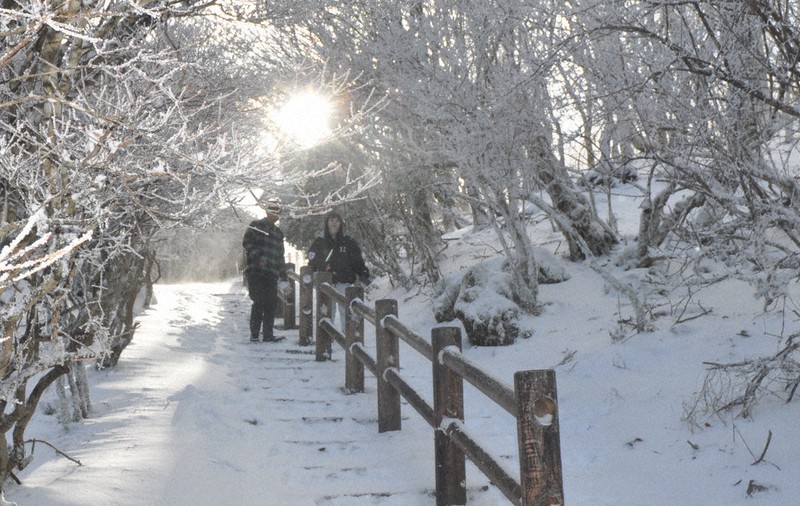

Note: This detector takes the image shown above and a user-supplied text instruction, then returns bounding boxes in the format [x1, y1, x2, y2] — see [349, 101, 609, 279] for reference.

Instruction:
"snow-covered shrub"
[434, 251, 568, 346]
[455, 259, 523, 345]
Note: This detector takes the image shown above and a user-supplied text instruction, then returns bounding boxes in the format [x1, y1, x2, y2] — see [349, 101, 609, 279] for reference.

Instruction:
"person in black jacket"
[307, 210, 370, 328]
[242, 203, 286, 342]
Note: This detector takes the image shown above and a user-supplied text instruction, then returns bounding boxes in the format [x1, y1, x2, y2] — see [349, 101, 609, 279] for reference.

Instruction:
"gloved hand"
[360, 276, 372, 287]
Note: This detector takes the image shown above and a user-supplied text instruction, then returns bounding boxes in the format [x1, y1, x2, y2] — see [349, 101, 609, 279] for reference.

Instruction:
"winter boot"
[249, 320, 261, 342]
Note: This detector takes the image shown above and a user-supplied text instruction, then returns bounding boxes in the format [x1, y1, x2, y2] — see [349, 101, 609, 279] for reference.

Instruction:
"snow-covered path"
[12, 280, 506, 506]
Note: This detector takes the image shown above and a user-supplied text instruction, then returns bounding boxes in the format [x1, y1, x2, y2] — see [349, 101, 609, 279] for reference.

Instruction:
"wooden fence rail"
[277, 267, 564, 506]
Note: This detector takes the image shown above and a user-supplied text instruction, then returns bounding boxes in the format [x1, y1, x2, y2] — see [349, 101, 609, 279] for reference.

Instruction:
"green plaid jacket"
[242, 218, 285, 278]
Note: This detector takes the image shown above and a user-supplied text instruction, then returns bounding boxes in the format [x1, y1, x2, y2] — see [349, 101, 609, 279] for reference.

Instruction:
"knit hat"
[265, 201, 282, 214]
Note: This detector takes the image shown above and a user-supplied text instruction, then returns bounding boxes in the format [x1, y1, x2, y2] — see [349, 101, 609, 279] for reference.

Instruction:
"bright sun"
[274, 92, 333, 148]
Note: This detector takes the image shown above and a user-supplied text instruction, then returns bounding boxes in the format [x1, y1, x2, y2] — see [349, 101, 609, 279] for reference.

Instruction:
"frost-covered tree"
[546, 1, 800, 408]
[566, 2, 800, 296]
[0, 0, 298, 490]
[264, 0, 617, 305]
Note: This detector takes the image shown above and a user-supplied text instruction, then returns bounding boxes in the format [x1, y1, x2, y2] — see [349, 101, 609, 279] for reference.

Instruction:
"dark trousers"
[247, 272, 278, 339]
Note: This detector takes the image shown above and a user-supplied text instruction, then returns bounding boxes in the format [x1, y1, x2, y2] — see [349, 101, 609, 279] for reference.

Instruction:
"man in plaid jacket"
[242, 203, 286, 342]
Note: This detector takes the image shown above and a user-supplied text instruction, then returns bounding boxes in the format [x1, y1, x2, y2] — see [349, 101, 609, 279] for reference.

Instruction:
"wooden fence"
[278, 265, 565, 506]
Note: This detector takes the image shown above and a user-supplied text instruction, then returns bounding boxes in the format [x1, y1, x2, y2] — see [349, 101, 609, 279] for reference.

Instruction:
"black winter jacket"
[307, 214, 369, 284]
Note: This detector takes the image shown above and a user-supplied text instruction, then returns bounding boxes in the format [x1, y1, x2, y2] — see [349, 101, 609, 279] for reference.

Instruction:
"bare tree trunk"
[505, 214, 539, 312]
[532, 136, 617, 259]
[75, 364, 91, 419]
[64, 367, 91, 421]
[404, 189, 442, 283]
[466, 184, 490, 231]
[0, 365, 68, 493]
[56, 375, 70, 423]
[0, 400, 8, 492]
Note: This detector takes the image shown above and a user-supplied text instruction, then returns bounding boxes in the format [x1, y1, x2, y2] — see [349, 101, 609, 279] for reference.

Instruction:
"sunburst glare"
[273, 92, 333, 148]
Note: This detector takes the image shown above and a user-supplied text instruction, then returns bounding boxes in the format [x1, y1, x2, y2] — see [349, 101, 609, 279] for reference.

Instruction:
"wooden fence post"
[375, 299, 400, 432]
[282, 263, 296, 330]
[432, 327, 466, 506]
[515, 370, 564, 506]
[298, 265, 313, 346]
[344, 285, 364, 393]
[314, 271, 333, 361]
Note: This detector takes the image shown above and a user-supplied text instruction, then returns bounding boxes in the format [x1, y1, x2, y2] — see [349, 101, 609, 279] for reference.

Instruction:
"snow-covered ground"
[7, 280, 511, 505]
[7, 187, 800, 505]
